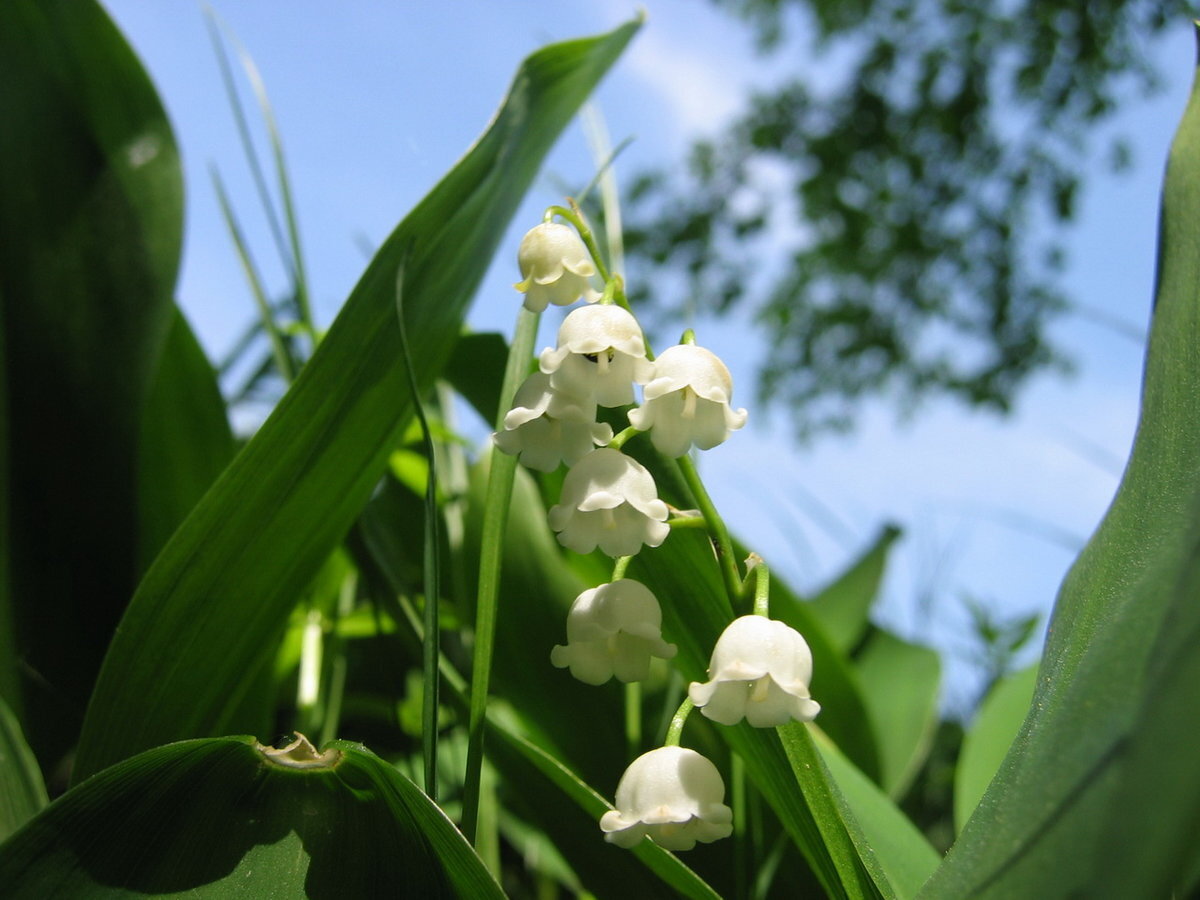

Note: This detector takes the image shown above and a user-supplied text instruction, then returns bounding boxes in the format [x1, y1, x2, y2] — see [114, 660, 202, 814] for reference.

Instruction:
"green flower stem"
[461, 307, 540, 844]
[611, 274, 640, 323]
[752, 561, 771, 618]
[676, 454, 742, 607]
[664, 697, 695, 747]
[732, 753, 748, 899]
[612, 555, 633, 581]
[396, 260, 442, 802]
[608, 425, 640, 451]
[667, 515, 708, 530]
[681, 328, 696, 345]
[544, 202, 611, 283]
[625, 680, 642, 759]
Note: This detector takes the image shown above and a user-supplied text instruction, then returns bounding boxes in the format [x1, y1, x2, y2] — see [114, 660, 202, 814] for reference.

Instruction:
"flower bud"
[513, 222, 600, 312]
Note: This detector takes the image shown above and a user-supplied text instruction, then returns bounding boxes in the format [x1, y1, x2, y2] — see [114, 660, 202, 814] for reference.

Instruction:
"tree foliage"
[623, 0, 1189, 434]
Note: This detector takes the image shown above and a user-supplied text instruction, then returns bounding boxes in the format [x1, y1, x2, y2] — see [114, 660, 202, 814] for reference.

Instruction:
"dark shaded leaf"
[0, 696, 47, 843]
[0, 0, 182, 767]
[808, 524, 901, 653]
[136, 307, 235, 571]
[0, 735, 502, 898]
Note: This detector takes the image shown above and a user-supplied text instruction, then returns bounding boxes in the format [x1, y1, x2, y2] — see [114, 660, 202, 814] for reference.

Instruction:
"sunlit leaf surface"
[74, 16, 641, 781]
[921, 27, 1200, 899]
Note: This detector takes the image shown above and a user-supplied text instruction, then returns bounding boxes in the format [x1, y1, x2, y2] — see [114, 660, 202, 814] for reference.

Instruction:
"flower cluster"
[493, 212, 817, 854]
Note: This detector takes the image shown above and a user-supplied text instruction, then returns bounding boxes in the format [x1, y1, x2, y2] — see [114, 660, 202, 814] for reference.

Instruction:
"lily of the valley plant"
[494, 207, 812, 850]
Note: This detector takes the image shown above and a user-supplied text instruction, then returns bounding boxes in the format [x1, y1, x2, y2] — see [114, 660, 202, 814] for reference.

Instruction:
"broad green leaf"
[75, 17, 642, 781]
[0, 276, 15, 720]
[952, 663, 1036, 832]
[808, 524, 901, 653]
[136, 307, 235, 571]
[0, 0, 181, 768]
[1089, 544, 1200, 895]
[0, 697, 47, 843]
[921, 29, 1200, 898]
[445, 331, 512, 425]
[0, 735, 503, 898]
[812, 729, 941, 899]
[856, 629, 940, 799]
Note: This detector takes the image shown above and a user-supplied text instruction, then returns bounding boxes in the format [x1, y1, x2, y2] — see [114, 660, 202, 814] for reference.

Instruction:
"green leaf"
[920, 29, 1200, 899]
[0, 696, 47, 843]
[856, 629, 941, 799]
[0, 735, 503, 897]
[808, 525, 901, 654]
[136, 307, 235, 571]
[444, 331, 511, 425]
[812, 729, 942, 900]
[0, 0, 182, 767]
[952, 663, 1036, 833]
[74, 16, 641, 781]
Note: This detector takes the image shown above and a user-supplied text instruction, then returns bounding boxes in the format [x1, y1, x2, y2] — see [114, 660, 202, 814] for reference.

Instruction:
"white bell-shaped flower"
[513, 222, 601, 312]
[493, 372, 613, 472]
[550, 579, 677, 684]
[539, 305, 653, 407]
[548, 448, 670, 557]
[599, 746, 734, 850]
[628, 344, 748, 457]
[688, 615, 821, 728]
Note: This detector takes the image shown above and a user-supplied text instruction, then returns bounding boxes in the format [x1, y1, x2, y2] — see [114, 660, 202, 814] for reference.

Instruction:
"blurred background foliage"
[621, 0, 1189, 434]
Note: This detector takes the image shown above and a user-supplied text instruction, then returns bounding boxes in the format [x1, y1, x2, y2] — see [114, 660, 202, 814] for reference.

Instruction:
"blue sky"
[101, 1, 1195, 710]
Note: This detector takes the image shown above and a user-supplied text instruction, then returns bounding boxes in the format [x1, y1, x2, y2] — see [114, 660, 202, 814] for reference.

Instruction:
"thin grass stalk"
[234, 38, 316, 339]
[461, 308, 540, 843]
[203, 9, 295, 289]
[318, 568, 357, 748]
[396, 261, 441, 801]
[210, 168, 296, 384]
